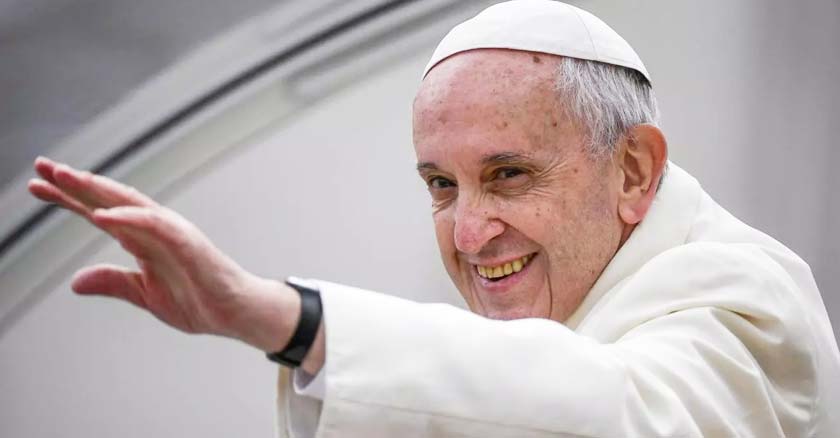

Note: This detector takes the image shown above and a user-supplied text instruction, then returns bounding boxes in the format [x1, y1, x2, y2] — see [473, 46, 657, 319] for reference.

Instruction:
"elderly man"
[27, 1, 840, 437]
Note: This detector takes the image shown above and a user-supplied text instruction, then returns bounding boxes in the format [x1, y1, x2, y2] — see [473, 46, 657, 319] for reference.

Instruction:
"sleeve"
[275, 368, 324, 438]
[293, 368, 326, 400]
[272, 350, 326, 438]
[276, 245, 818, 438]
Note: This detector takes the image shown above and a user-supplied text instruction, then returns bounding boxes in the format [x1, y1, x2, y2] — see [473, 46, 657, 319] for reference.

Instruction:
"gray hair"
[555, 57, 660, 158]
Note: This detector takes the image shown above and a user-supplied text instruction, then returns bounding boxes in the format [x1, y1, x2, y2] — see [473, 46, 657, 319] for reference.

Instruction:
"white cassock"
[273, 163, 840, 437]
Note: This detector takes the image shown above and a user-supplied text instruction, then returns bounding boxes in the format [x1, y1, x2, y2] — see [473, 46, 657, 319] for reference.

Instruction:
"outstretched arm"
[27, 156, 325, 375]
[297, 246, 811, 437]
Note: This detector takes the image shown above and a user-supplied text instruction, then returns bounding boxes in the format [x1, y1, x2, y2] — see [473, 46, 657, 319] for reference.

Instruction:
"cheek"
[542, 183, 620, 269]
[497, 193, 598, 270]
[432, 211, 476, 305]
[497, 198, 559, 244]
[432, 212, 459, 267]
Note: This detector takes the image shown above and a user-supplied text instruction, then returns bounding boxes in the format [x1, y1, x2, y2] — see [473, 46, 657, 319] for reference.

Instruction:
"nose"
[453, 195, 505, 255]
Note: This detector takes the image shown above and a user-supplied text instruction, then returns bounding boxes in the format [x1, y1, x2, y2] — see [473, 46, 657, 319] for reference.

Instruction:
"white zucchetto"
[423, 0, 651, 82]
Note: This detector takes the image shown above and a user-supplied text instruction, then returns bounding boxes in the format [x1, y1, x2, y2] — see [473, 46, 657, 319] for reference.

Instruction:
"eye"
[489, 166, 531, 193]
[495, 167, 525, 180]
[425, 176, 457, 208]
[428, 176, 456, 189]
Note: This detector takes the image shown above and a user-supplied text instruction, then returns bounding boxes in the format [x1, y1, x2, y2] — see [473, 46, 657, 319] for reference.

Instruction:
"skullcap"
[423, 0, 651, 82]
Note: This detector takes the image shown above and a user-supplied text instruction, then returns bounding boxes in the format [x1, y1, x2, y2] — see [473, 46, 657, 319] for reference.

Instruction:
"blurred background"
[1, 0, 838, 436]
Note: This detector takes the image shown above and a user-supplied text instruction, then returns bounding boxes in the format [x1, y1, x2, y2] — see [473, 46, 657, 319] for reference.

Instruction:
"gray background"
[1, 1, 838, 436]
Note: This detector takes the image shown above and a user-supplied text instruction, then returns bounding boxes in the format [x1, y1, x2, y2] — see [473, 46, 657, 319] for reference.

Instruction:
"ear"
[616, 124, 668, 225]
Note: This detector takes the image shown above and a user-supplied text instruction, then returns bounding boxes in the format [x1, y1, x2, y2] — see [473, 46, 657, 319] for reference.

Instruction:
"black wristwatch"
[265, 277, 322, 368]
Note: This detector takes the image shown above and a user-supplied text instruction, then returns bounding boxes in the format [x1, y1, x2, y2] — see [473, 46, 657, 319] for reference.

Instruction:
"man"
[27, 1, 840, 437]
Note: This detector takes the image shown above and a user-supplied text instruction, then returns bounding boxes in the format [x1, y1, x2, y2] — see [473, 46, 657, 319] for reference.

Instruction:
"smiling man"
[413, 48, 657, 323]
[27, 1, 840, 437]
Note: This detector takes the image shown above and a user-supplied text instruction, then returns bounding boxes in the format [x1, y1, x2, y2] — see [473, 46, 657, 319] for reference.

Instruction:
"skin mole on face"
[532, 55, 542, 64]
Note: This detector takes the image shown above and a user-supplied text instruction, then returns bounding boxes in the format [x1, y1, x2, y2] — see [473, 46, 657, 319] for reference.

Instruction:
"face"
[412, 50, 625, 322]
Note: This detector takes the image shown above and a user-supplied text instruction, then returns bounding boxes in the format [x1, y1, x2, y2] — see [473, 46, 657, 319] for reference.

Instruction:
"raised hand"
[27, 157, 303, 354]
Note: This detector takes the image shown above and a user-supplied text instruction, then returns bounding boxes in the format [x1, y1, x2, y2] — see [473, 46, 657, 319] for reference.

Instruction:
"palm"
[137, 257, 198, 333]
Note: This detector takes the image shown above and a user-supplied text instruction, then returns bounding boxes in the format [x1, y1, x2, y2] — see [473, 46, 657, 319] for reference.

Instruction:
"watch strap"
[265, 278, 322, 368]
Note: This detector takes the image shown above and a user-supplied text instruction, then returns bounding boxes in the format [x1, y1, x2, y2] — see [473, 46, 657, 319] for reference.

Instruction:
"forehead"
[413, 49, 581, 165]
[415, 49, 560, 112]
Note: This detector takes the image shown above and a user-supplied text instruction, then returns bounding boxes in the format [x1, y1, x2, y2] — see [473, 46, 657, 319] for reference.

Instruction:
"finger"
[29, 179, 165, 261]
[45, 160, 156, 209]
[28, 178, 94, 219]
[71, 263, 149, 310]
[34, 156, 59, 185]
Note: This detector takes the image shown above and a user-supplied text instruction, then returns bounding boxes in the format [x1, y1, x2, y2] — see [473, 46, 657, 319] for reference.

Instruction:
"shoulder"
[631, 241, 802, 317]
[580, 241, 812, 343]
[643, 242, 795, 290]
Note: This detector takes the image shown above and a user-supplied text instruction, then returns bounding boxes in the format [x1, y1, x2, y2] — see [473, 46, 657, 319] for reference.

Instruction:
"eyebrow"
[416, 162, 438, 172]
[416, 152, 533, 173]
[480, 152, 532, 166]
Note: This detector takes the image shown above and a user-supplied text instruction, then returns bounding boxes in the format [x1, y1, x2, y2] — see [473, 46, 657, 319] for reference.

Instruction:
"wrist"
[227, 276, 301, 353]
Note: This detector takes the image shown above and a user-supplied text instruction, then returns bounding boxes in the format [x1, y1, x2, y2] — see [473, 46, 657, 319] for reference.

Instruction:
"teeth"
[476, 254, 533, 279]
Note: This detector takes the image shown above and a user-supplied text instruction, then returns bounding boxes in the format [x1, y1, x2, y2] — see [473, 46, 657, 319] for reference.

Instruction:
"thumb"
[72, 264, 148, 310]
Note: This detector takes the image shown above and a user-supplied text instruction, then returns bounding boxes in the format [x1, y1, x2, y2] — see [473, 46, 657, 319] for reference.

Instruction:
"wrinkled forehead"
[411, 49, 584, 166]
[414, 49, 561, 112]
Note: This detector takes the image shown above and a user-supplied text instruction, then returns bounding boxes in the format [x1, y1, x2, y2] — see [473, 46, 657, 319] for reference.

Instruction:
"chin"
[481, 307, 540, 321]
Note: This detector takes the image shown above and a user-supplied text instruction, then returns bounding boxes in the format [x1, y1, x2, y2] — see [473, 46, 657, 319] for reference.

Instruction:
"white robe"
[274, 163, 840, 437]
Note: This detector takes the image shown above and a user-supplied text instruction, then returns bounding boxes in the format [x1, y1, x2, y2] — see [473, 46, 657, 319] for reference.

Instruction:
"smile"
[475, 254, 535, 280]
